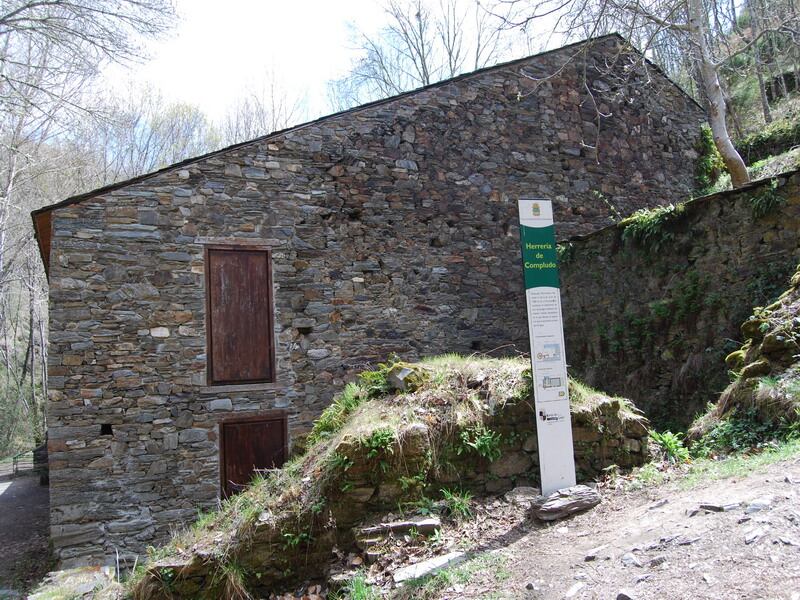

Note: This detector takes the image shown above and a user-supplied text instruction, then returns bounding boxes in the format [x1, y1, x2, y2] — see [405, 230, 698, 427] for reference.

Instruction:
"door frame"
[218, 410, 288, 498]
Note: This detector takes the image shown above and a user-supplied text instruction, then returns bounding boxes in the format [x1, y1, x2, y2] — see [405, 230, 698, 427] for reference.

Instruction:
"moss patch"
[690, 263, 800, 443]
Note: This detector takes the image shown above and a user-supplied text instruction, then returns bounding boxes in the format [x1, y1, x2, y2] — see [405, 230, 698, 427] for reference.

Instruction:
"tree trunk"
[750, 0, 773, 123]
[719, 75, 744, 138]
[38, 315, 47, 432]
[687, 0, 750, 187]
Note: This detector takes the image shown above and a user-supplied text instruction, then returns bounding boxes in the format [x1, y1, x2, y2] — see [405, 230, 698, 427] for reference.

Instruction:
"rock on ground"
[530, 485, 601, 521]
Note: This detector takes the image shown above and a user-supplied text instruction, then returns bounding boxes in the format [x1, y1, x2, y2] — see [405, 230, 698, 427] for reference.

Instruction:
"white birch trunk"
[687, 0, 750, 188]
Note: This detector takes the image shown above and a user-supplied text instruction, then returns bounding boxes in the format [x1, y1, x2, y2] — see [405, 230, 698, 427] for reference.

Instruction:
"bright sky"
[105, 0, 389, 122]
[105, 0, 549, 126]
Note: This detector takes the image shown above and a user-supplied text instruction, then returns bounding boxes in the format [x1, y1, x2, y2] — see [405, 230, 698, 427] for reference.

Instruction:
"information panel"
[518, 198, 576, 496]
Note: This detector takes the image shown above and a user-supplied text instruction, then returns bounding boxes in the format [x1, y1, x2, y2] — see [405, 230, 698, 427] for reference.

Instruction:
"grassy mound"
[123, 355, 645, 599]
[689, 264, 800, 450]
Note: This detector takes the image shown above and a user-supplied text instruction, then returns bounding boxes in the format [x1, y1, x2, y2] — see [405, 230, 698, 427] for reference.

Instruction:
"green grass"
[681, 438, 800, 489]
[568, 379, 641, 419]
[307, 382, 369, 446]
[338, 572, 381, 600]
[125, 354, 649, 599]
[419, 353, 473, 367]
[625, 437, 800, 492]
[626, 462, 667, 490]
[440, 488, 473, 520]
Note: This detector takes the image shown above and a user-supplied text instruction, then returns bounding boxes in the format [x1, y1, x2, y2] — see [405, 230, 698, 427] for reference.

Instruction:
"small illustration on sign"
[542, 376, 562, 388]
[536, 343, 561, 362]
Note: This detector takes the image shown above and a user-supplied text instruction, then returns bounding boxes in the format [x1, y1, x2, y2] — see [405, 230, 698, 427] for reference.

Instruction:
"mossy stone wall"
[560, 169, 800, 429]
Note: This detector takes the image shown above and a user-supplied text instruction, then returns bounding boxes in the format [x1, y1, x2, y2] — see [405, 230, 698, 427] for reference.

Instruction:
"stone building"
[32, 34, 705, 566]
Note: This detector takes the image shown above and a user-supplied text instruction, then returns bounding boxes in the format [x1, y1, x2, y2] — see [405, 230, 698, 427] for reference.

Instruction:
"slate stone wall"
[44, 35, 704, 565]
[560, 169, 800, 430]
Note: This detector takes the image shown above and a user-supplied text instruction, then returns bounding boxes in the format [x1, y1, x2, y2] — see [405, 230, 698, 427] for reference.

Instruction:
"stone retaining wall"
[133, 389, 648, 599]
[560, 169, 800, 428]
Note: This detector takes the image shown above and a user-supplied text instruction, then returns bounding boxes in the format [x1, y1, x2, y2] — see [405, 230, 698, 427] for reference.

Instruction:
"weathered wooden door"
[206, 246, 275, 385]
[220, 414, 287, 497]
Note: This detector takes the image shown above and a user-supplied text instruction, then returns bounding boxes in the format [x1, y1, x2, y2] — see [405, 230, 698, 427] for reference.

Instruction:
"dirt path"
[0, 474, 51, 597]
[449, 457, 800, 600]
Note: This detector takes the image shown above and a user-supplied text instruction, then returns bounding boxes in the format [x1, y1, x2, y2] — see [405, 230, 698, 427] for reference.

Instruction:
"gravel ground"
[443, 458, 800, 600]
[0, 473, 50, 597]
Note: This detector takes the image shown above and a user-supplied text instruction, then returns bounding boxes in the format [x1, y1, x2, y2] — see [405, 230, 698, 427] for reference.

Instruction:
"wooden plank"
[206, 247, 275, 384]
[34, 211, 53, 277]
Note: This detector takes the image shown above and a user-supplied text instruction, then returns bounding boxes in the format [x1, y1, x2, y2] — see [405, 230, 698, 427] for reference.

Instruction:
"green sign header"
[519, 223, 560, 289]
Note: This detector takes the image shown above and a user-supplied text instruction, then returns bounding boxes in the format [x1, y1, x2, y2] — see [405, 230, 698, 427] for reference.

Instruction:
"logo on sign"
[538, 409, 566, 423]
[532, 203, 541, 216]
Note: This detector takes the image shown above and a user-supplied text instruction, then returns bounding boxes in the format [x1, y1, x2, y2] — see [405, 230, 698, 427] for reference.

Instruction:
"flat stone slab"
[745, 495, 774, 513]
[530, 485, 601, 521]
[393, 551, 466, 583]
[699, 502, 741, 512]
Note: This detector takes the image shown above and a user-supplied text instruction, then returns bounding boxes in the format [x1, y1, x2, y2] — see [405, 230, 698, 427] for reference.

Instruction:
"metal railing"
[13, 449, 33, 475]
[0, 449, 34, 477]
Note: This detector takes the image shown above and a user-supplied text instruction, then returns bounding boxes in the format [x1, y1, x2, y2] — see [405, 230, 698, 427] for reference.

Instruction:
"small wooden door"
[220, 414, 287, 497]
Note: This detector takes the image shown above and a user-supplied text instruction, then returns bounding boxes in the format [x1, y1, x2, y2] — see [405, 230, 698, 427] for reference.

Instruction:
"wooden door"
[220, 414, 287, 497]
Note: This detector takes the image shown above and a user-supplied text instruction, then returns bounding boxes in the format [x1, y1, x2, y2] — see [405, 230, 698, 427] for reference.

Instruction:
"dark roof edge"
[563, 167, 800, 244]
[31, 32, 699, 219]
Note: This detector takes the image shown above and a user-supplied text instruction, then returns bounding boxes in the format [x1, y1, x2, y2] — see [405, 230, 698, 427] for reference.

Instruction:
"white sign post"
[518, 198, 576, 496]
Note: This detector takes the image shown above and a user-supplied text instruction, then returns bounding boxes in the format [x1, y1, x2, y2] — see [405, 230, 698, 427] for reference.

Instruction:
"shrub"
[362, 428, 395, 460]
[737, 118, 800, 165]
[695, 124, 726, 192]
[650, 430, 690, 464]
[358, 358, 397, 398]
[750, 177, 785, 219]
[457, 424, 502, 461]
[440, 488, 473, 520]
[556, 242, 574, 265]
[620, 203, 685, 253]
[691, 407, 789, 457]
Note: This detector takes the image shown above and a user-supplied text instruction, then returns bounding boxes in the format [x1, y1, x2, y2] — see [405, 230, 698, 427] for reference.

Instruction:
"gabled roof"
[31, 32, 702, 274]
